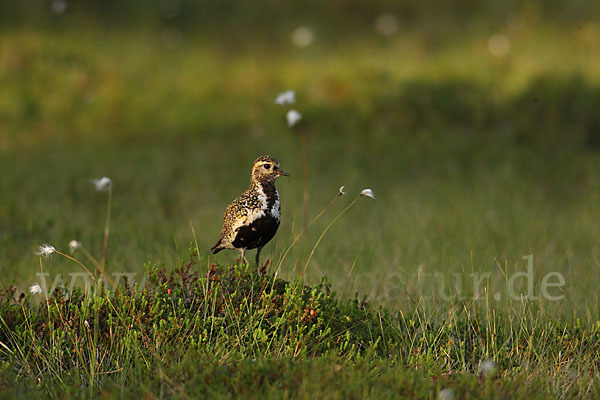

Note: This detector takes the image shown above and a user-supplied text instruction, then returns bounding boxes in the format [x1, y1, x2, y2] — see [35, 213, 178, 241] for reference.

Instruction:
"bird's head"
[251, 155, 290, 183]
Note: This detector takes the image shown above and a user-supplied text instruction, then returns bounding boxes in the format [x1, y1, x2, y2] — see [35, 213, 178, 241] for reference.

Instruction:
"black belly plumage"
[232, 216, 280, 250]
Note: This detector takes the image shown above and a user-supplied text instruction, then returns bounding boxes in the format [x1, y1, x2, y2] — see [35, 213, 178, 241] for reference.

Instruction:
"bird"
[210, 155, 289, 266]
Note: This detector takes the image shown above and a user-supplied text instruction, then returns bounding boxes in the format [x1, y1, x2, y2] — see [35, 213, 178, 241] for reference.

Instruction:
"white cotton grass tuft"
[438, 388, 456, 400]
[488, 34, 510, 57]
[51, 0, 67, 16]
[360, 188, 375, 199]
[286, 109, 302, 127]
[69, 240, 82, 253]
[275, 90, 296, 105]
[92, 176, 112, 192]
[29, 283, 43, 295]
[478, 359, 498, 377]
[36, 244, 56, 257]
[375, 13, 399, 36]
[337, 186, 346, 196]
[291, 26, 314, 47]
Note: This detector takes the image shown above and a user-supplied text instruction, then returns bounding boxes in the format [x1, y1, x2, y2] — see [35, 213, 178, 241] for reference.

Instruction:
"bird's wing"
[217, 191, 251, 242]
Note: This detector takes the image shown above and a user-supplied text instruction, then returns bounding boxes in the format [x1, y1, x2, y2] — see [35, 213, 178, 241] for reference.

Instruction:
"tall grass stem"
[301, 196, 360, 276]
[101, 186, 112, 270]
[299, 128, 309, 231]
[276, 193, 342, 273]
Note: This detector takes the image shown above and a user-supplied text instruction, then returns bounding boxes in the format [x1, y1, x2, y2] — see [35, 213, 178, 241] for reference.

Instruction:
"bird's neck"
[251, 178, 279, 201]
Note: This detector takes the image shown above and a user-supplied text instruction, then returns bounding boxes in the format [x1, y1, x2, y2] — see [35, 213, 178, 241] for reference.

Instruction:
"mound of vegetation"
[1, 252, 599, 398]
[0, 255, 395, 382]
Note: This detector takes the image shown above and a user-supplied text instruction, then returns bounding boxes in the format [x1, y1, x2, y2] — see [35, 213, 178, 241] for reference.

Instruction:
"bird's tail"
[210, 238, 224, 254]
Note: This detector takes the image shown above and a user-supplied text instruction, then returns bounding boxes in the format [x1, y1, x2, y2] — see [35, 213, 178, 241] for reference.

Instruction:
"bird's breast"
[254, 183, 280, 219]
[271, 196, 281, 221]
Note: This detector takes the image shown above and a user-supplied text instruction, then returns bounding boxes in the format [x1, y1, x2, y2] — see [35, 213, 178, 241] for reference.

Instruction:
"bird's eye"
[264, 164, 271, 170]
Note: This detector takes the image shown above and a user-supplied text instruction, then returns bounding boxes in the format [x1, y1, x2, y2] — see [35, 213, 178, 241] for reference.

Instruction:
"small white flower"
[84, 320, 90, 328]
[478, 359, 497, 377]
[360, 188, 375, 199]
[69, 240, 82, 253]
[92, 176, 112, 192]
[275, 90, 296, 105]
[438, 388, 455, 400]
[338, 186, 346, 196]
[36, 244, 56, 257]
[29, 283, 43, 295]
[286, 109, 302, 127]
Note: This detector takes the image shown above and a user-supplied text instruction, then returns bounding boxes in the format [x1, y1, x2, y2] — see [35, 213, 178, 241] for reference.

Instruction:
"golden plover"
[210, 155, 289, 266]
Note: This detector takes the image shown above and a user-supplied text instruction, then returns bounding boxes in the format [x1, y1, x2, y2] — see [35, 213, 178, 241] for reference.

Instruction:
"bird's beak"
[276, 169, 290, 177]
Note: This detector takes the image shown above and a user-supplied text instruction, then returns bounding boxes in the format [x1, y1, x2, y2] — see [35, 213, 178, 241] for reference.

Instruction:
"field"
[1, 1, 600, 398]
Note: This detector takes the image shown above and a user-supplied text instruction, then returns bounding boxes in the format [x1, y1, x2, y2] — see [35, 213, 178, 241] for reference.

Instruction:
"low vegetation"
[1, 252, 599, 398]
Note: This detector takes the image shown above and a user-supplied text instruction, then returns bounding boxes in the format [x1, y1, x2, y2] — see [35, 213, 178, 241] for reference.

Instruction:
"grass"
[2, 2, 600, 398]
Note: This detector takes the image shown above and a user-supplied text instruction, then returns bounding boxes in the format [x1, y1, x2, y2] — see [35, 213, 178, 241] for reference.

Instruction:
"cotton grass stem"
[301, 195, 361, 276]
[276, 191, 342, 272]
[299, 128, 309, 231]
[54, 250, 98, 286]
[101, 185, 112, 269]
[80, 245, 115, 288]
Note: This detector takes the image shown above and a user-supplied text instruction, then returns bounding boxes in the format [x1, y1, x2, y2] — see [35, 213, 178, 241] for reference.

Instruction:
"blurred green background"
[1, 0, 600, 318]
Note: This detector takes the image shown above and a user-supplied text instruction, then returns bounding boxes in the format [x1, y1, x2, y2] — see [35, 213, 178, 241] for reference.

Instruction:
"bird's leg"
[255, 246, 263, 268]
[239, 248, 248, 266]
